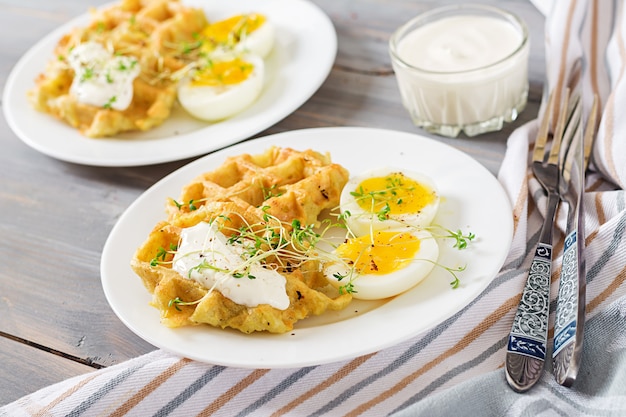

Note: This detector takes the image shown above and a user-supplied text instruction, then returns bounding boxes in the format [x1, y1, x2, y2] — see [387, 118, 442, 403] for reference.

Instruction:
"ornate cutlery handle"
[506, 242, 552, 391]
[506, 192, 558, 392]
[553, 226, 586, 385]
[509, 243, 552, 357]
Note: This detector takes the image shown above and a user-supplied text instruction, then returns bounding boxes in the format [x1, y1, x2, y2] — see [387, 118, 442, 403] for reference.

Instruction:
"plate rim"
[2, 0, 337, 167]
[100, 126, 514, 368]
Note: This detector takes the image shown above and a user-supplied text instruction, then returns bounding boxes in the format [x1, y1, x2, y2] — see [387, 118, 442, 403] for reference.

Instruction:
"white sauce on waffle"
[67, 41, 140, 111]
[172, 221, 289, 310]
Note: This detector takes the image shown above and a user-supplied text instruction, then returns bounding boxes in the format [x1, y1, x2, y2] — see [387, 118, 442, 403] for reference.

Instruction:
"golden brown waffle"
[131, 147, 352, 334]
[166, 146, 350, 225]
[28, 0, 208, 137]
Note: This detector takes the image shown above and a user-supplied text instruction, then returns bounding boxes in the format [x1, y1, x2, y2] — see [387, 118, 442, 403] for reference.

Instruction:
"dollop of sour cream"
[67, 41, 140, 111]
[172, 221, 289, 310]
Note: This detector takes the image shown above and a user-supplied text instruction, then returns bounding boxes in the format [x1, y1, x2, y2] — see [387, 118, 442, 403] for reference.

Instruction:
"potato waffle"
[28, 0, 208, 137]
[165, 146, 350, 224]
[131, 147, 352, 334]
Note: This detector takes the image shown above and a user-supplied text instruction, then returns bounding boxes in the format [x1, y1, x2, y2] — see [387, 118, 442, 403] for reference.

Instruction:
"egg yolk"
[336, 231, 421, 275]
[202, 14, 266, 46]
[352, 172, 436, 215]
[191, 58, 254, 86]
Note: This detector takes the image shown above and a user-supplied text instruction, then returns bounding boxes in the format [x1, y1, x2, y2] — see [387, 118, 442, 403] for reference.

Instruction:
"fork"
[505, 89, 570, 392]
[552, 94, 599, 386]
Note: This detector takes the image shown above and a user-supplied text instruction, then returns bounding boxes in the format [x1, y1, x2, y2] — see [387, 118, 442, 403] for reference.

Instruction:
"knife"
[552, 95, 599, 386]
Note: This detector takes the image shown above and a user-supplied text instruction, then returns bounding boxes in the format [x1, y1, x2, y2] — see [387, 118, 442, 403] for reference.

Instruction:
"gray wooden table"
[0, 0, 545, 405]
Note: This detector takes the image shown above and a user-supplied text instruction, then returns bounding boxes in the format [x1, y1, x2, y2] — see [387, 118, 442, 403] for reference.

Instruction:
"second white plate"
[2, 0, 336, 167]
[101, 127, 514, 368]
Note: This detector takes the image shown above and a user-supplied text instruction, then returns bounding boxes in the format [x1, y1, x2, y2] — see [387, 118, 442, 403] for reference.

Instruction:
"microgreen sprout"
[170, 199, 184, 209]
[188, 259, 223, 278]
[333, 272, 347, 281]
[180, 40, 204, 55]
[427, 226, 476, 249]
[337, 210, 351, 223]
[168, 297, 201, 311]
[81, 67, 95, 82]
[452, 230, 476, 249]
[170, 198, 204, 211]
[377, 203, 391, 221]
[349, 175, 416, 213]
[445, 264, 466, 289]
[339, 281, 356, 295]
[262, 184, 283, 200]
[103, 95, 117, 109]
[150, 243, 178, 267]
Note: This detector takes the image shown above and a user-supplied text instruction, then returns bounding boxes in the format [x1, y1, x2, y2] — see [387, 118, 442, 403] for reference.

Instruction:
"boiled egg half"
[323, 229, 439, 300]
[201, 13, 275, 59]
[340, 167, 440, 237]
[177, 54, 264, 121]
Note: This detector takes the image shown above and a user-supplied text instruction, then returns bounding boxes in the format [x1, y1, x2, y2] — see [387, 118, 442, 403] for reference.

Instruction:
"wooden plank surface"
[0, 0, 545, 406]
[0, 335, 94, 404]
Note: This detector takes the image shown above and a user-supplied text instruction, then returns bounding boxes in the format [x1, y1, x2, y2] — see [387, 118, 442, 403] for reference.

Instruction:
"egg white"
[204, 15, 275, 59]
[234, 20, 275, 58]
[177, 54, 264, 121]
[340, 166, 440, 237]
[323, 229, 439, 300]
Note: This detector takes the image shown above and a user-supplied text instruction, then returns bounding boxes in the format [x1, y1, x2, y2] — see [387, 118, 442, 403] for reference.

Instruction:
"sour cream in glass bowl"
[389, 4, 529, 138]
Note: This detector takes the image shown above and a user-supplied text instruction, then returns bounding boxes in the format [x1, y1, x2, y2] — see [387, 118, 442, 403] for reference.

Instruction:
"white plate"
[2, 0, 336, 167]
[101, 127, 513, 368]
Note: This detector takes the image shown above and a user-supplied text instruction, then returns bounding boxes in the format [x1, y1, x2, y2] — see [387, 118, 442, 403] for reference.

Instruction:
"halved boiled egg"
[201, 13, 275, 59]
[340, 167, 440, 237]
[177, 54, 264, 121]
[323, 229, 439, 300]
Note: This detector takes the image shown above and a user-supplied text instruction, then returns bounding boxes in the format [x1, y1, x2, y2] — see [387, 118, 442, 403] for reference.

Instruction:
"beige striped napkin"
[3, 0, 626, 415]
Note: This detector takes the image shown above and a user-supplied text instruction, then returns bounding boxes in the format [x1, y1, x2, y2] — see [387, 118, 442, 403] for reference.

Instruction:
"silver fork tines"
[505, 89, 570, 392]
